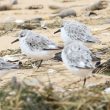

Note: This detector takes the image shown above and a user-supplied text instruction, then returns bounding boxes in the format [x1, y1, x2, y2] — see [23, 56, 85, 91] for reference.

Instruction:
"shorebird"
[61, 40, 95, 86]
[54, 20, 99, 44]
[11, 29, 62, 68]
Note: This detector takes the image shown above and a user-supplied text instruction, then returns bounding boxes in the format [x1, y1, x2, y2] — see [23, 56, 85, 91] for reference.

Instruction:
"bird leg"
[31, 60, 43, 74]
[37, 60, 43, 69]
[83, 78, 87, 87]
[31, 61, 37, 68]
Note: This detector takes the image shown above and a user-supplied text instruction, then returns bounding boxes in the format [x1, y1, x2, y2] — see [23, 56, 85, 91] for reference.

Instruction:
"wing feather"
[63, 42, 94, 69]
[25, 31, 57, 50]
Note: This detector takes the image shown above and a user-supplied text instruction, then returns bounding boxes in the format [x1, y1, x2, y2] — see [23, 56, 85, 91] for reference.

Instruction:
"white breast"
[61, 50, 78, 71]
[61, 43, 92, 78]
[19, 38, 58, 60]
[19, 37, 30, 55]
[61, 28, 71, 43]
[62, 51, 92, 78]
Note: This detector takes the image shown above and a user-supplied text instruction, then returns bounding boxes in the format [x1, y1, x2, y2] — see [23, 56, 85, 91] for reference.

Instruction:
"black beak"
[42, 27, 47, 30]
[54, 29, 61, 34]
[11, 39, 19, 44]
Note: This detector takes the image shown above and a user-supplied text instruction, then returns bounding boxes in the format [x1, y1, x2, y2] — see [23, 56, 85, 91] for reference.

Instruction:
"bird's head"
[11, 29, 30, 44]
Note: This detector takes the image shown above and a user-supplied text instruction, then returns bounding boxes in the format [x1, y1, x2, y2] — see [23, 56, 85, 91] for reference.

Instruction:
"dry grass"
[0, 78, 110, 110]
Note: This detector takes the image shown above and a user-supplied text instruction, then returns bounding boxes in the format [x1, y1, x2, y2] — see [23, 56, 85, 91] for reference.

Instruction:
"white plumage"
[60, 20, 98, 44]
[55, 20, 98, 86]
[61, 41, 94, 79]
[18, 29, 61, 61]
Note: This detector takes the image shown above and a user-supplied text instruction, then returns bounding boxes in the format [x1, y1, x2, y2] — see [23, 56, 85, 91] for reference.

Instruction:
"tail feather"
[87, 35, 100, 43]
[52, 52, 62, 61]
[43, 46, 63, 51]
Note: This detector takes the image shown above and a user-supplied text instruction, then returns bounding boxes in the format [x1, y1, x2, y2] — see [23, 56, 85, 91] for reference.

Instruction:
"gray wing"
[64, 21, 98, 42]
[64, 42, 94, 69]
[25, 31, 57, 50]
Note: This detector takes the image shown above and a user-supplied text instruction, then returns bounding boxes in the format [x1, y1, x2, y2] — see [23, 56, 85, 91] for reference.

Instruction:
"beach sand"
[0, 0, 110, 89]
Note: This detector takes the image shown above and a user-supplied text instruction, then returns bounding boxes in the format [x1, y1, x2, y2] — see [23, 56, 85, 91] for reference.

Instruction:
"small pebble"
[23, 77, 41, 87]
[104, 87, 110, 94]
[27, 5, 43, 10]
[86, 83, 97, 88]
[9, 91, 16, 95]
[85, 11, 97, 17]
[48, 69, 57, 74]
[15, 19, 24, 25]
[57, 8, 76, 18]
[48, 5, 63, 10]
[86, 0, 108, 11]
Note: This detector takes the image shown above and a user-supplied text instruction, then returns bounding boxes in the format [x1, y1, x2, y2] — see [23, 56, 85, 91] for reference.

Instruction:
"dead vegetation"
[1, 78, 110, 110]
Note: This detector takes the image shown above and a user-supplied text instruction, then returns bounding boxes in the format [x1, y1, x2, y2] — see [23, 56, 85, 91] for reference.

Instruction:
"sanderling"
[54, 20, 98, 44]
[11, 29, 62, 68]
[61, 40, 95, 86]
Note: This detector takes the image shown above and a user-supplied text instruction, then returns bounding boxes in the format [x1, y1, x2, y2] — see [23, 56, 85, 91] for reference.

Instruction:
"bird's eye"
[61, 25, 63, 27]
[20, 34, 24, 37]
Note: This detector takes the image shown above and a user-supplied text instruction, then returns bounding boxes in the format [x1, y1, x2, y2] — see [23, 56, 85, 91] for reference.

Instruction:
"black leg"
[92, 74, 96, 78]
[83, 78, 86, 87]
[37, 60, 43, 69]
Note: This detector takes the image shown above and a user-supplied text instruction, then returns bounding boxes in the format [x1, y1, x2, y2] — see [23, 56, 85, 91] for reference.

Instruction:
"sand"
[0, 0, 110, 90]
